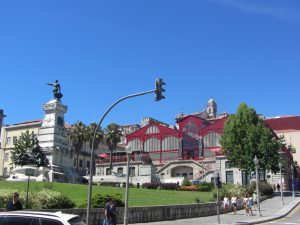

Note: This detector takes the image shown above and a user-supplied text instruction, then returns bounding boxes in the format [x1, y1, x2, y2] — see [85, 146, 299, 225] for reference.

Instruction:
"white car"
[0, 211, 86, 225]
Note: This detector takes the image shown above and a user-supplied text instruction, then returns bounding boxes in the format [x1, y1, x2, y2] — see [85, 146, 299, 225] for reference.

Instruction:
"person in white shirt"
[223, 194, 229, 214]
[231, 194, 237, 215]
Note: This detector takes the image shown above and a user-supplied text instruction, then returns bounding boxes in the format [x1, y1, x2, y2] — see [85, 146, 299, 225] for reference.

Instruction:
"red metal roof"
[265, 116, 300, 131]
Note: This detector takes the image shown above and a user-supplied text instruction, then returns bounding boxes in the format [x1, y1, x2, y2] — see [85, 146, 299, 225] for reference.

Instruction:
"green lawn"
[0, 181, 213, 207]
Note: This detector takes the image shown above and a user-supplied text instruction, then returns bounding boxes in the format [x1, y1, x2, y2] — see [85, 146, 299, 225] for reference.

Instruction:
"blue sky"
[1, 0, 300, 128]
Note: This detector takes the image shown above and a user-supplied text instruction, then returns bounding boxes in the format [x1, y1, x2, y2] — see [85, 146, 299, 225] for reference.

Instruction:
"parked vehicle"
[0, 211, 86, 225]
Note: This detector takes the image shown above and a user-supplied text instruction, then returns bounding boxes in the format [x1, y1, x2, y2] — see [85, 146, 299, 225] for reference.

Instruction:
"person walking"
[6, 192, 23, 211]
[252, 191, 257, 210]
[223, 194, 229, 215]
[248, 195, 254, 216]
[103, 198, 112, 225]
[110, 199, 117, 225]
[243, 193, 250, 216]
[231, 194, 238, 215]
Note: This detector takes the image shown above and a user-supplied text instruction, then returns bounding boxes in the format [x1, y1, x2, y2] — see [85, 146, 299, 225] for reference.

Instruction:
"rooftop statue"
[47, 80, 63, 101]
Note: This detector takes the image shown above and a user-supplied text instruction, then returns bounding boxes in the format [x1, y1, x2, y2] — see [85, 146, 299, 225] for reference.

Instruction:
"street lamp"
[278, 162, 284, 205]
[291, 164, 295, 197]
[124, 144, 132, 225]
[253, 155, 262, 216]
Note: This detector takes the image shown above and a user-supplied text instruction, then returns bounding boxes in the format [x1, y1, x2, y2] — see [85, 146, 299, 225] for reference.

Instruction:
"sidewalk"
[131, 196, 300, 225]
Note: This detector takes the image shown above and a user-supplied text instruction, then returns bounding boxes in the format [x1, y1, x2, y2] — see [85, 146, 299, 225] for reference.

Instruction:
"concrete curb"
[234, 198, 300, 225]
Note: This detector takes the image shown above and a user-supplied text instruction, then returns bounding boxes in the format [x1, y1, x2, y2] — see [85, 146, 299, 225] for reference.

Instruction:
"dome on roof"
[208, 98, 215, 104]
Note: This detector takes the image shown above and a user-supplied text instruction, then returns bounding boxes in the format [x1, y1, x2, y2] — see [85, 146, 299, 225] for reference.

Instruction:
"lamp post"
[124, 144, 132, 225]
[279, 162, 284, 205]
[86, 78, 166, 225]
[253, 155, 262, 216]
[291, 164, 295, 197]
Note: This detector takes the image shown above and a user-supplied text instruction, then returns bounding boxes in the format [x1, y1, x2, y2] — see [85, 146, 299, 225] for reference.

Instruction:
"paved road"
[131, 196, 300, 225]
[261, 204, 300, 225]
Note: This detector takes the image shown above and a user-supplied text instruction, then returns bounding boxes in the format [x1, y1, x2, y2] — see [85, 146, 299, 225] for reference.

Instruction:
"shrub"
[89, 193, 124, 208]
[142, 182, 160, 189]
[29, 189, 75, 209]
[248, 180, 273, 196]
[178, 185, 198, 191]
[181, 178, 192, 186]
[0, 188, 75, 209]
[197, 182, 214, 191]
[212, 183, 247, 199]
[142, 182, 178, 190]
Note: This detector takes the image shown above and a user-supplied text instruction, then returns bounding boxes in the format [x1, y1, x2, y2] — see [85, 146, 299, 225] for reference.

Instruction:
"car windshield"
[68, 216, 86, 225]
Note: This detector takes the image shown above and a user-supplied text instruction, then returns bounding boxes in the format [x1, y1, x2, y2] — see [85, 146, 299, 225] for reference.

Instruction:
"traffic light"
[214, 171, 222, 188]
[155, 78, 166, 101]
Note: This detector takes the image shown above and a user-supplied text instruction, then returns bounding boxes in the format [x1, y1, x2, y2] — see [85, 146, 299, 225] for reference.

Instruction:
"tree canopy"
[220, 102, 283, 173]
[11, 130, 49, 167]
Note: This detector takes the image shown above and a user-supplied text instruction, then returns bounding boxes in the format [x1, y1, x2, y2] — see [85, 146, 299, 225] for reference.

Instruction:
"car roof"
[0, 211, 78, 221]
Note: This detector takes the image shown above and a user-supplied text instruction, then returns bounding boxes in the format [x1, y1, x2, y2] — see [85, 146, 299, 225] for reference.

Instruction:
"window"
[6, 137, 11, 145]
[79, 159, 82, 167]
[3, 216, 34, 225]
[226, 171, 234, 184]
[242, 170, 250, 186]
[225, 161, 232, 169]
[106, 168, 111, 175]
[86, 161, 90, 168]
[129, 167, 135, 176]
[117, 167, 123, 174]
[144, 138, 160, 152]
[4, 153, 9, 162]
[41, 218, 63, 225]
[146, 126, 159, 134]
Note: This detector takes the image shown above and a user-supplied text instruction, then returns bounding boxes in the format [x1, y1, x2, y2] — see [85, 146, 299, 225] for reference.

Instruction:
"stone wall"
[0, 195, 271, 225]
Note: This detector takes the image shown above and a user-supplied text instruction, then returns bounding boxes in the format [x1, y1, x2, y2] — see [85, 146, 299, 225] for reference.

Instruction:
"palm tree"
[104, 123, 122, 172]
[68, 121, 86, 171]
[85, 123, 103, 174]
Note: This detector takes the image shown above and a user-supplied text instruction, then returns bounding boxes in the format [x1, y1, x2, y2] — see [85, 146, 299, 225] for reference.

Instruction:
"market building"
[95, 99, 295, 190]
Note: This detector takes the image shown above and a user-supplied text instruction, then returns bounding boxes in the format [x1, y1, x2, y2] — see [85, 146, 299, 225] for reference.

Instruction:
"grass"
[0, 181, 213, 207]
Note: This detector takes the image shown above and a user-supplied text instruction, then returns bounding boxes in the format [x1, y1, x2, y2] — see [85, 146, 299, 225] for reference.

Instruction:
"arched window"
[146, 126, 159, 134]
[162, 136, 179, 151]
[203, 132, 221, 148]
[127, 139, 143, 151]
[144, 138, 160, 152]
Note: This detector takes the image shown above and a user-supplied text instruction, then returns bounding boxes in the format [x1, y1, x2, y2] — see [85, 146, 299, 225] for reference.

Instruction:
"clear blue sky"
[1, 0, 300, 128]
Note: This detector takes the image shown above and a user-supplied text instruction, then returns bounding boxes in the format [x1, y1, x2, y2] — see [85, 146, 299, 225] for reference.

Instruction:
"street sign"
[25, 168, 34, 176]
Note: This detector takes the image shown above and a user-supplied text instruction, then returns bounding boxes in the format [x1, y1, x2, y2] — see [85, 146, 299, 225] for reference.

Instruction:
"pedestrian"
[248, 195, 253, 216]
[231, 194, 237, 215]
[273, 184, 276, 191]
[252, 191, 257, 210]
[110, 199, 117, 225]
[103, 198, 112, 225]
[6, 192, 23, 211]
[223, 194, 229, 214]
[243, 192, 250, 216]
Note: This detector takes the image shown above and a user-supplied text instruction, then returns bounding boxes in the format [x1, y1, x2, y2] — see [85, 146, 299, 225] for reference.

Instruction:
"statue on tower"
[47, 80, 63, 101]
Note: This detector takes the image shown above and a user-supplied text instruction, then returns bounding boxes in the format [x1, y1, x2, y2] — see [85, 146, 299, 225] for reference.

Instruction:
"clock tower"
[38, 98, 68, 166]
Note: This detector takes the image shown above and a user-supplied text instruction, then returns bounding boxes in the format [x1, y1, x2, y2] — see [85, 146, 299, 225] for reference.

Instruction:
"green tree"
[220, 102, 283, 174]
[68, 121, 87, 171]
[11, 130, 49, 167]
[104, 123, 122, 171]
[85, 123, 103, 174]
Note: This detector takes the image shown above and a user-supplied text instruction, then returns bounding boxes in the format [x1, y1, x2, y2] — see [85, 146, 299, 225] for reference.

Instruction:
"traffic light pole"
[216, 186, 220, 224]
[86, 88, 160, 225]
